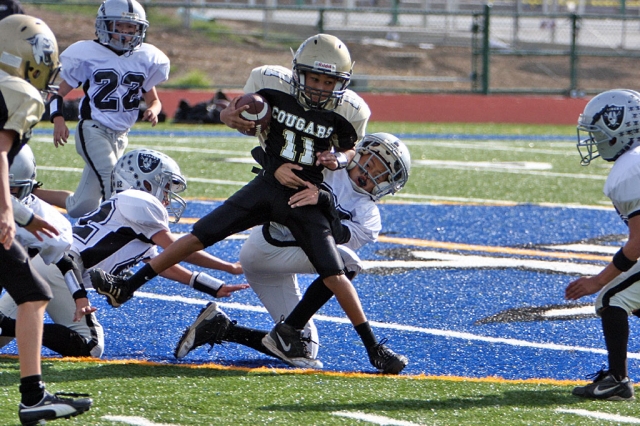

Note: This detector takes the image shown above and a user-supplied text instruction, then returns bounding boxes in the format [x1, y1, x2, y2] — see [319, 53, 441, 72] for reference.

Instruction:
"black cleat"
[262, 320, 322, 369]
[90, 269, 132, 308]
[19, 391, 92, 426]
[572, 369, 635, 401]
[174, 302, 232, 359]
[367, 338, 408, 374]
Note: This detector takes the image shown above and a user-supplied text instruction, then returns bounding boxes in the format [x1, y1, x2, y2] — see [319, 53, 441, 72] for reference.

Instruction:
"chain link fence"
[26, 0, 640, 94]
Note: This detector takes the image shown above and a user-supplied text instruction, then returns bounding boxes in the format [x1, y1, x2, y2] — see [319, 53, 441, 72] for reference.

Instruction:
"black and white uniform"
[239, 168, 381, 357]
[192, 65, 370, 279]
[59, 40, 169, 217]
[0, 194, 104, 357]
[596, 145, 640, 314]
[71, 189, 169, 283]
[0, 70, 52, 305]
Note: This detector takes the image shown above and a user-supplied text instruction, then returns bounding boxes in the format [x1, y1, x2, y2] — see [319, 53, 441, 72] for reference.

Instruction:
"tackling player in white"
[174, 133, 411, 372]
[36, 0, 170, 218]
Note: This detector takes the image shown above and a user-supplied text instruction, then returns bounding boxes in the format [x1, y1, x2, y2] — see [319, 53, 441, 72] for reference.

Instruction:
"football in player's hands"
[236, 93, 271, 136]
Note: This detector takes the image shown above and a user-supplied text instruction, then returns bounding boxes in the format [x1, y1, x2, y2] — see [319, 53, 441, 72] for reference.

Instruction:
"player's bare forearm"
[0, 141, 14, 249]
[183, 250, 243, 275]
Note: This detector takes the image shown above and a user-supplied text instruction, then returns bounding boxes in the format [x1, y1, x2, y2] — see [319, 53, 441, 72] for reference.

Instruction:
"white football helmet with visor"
[111, 149, 187, 223]
[9, 145, 37, 201]
[348, 132, 411, 200]
[291, 34, 353, 111]
[95, 0, 148, 53]
[577, 89, 640, 165]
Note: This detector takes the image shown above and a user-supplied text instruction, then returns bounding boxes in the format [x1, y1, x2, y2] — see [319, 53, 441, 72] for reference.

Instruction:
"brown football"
[236, 93, 271, 136]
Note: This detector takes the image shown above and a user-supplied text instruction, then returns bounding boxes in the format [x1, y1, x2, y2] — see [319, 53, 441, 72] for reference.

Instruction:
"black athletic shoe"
[18, 391, 92, 426]
[262, 320, 322, 369]
[572, 369, 635, 401]
[90, 269, 132, 308]
[174, 302, 232, 359]
[367, 338, 408, 374]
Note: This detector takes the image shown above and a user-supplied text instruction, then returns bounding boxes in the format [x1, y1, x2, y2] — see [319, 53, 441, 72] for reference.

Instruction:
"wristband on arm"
[11, 197, 34, 227]
[189, 272, 224, 298]
[47, 94, 64, 123]
[613, 248, 637, 272]
[56, 253, 88, 300]
[335, 152, 349, 170]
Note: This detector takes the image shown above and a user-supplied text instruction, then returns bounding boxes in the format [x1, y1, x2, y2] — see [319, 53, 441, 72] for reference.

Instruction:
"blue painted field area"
[5, 201, 636, 382]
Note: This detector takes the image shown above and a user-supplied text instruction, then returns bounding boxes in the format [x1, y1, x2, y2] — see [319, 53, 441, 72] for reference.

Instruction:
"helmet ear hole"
[143, 181, 152, 192]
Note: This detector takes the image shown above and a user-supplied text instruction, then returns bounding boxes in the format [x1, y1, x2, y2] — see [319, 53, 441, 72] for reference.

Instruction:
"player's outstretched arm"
[160, 263, 249, 298]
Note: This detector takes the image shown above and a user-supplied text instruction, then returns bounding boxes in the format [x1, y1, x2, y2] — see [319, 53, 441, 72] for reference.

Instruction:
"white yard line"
[103, 415, 179, 426]
[556, 408, 640, 424]
[332, 411, 424, 425]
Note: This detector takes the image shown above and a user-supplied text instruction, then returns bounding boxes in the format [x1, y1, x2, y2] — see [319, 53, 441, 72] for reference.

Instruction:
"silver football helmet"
[348, 132, 411, 200]
[0, 15, 60, 92]
[577, 89, 640, 165]
[95, 0, 148, 53]
[9, 145, 37, 201]
[291, 34, 353, 111]
[111, 149, 187, 223]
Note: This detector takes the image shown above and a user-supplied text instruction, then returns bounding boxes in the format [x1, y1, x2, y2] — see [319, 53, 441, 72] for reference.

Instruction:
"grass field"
[0, 121, 631, 426]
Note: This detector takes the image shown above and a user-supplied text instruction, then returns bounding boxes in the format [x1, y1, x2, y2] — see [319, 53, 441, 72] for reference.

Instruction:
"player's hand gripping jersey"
[266, 167, 381, 251]
[60, 40, 169, 132]
[244, 65, 370, 185]
[71, 189, 170, 284]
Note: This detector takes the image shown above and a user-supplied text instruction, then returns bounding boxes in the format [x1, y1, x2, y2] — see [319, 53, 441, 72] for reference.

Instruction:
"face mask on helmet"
[111, 149, 187, 223]
[96, 0, 148, 53]
[577, 89, 640, 165]
[0, 15, 60, 93]
[347, 132, 411, 201]
[291, 34, 352, 111]
[9, 145, 37, 201]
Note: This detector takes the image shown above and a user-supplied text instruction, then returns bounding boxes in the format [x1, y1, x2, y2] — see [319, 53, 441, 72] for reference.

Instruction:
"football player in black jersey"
[91, 34, 407, 373]
[0, 15, 93, 425]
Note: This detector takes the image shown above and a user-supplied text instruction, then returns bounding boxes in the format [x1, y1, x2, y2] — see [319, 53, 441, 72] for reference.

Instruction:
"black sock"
[224, 324, 277, 358]
[284, 276, 334, 330]
[355, 321, 378, 350]
[19, 375, 45, 406]
[602, 306, 629, 380]
[129, 263, 158, 292]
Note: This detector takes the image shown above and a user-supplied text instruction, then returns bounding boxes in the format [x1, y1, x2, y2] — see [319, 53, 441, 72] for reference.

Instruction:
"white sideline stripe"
[332, 411, 424, 425]
[544, 306, 594, 317]
[413, 159, 552, 170]
[555, 409, 640, 424]
[102, 415, 179, 425]
[37, 166, 248, 186]
[134, 292, 640, 359]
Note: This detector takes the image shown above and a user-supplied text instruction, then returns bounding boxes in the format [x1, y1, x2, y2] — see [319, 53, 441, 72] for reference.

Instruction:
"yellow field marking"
[0, 355, 589, 386]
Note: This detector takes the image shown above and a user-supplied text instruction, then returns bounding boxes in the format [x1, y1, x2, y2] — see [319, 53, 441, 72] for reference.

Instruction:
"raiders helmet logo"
[138, 152, 160, 173]
[26, 33, 55, 66]
[598, 104, 624, 131]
